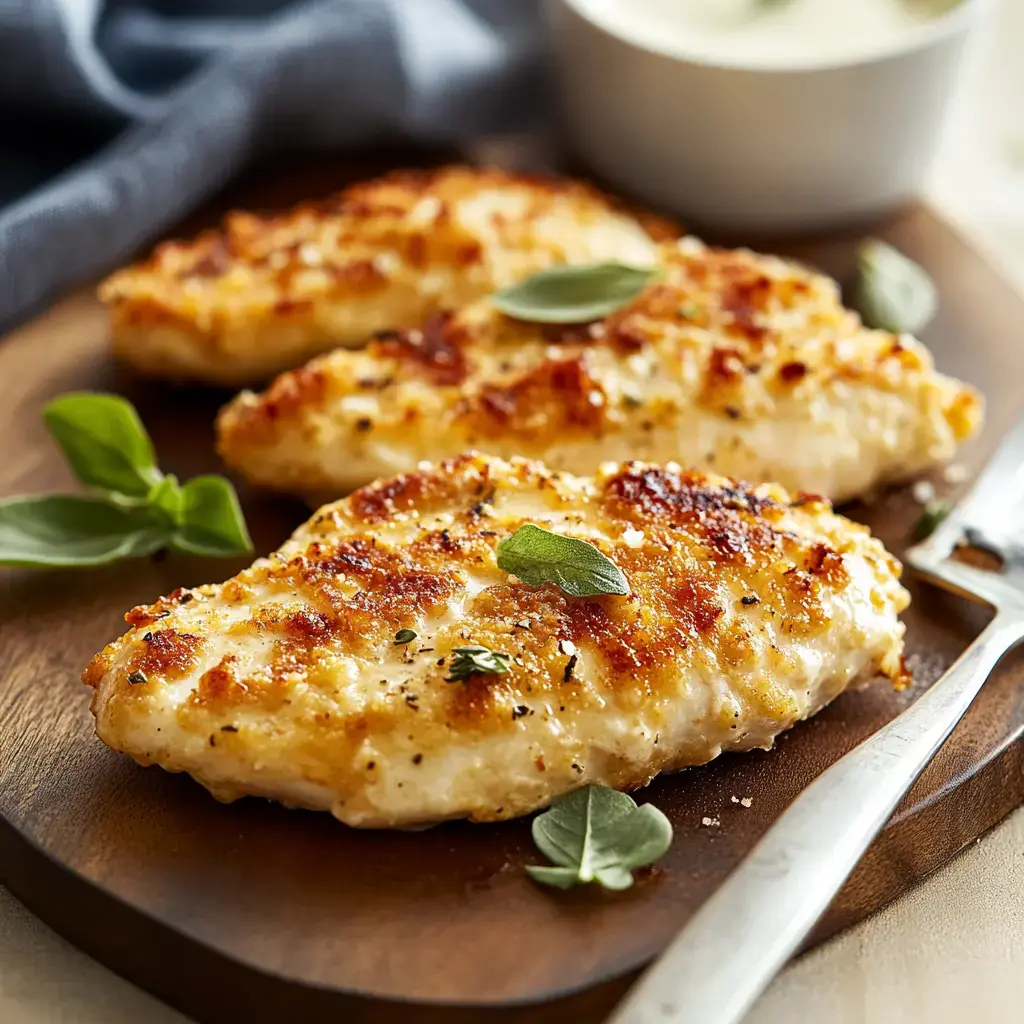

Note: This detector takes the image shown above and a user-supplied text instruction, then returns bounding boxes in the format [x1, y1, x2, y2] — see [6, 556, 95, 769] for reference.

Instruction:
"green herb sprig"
[853, 239, 938, 336]
[912, 499, 951, 542]
[527, 785, 673, 891]
[492, 263, 656, 324]
[0, 392, 252, 568]
[445, 645, 511, 682]
[496, 524, 629, 598]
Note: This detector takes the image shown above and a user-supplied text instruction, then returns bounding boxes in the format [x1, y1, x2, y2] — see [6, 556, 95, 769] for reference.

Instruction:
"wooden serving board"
[1, 156, 1023, 1024]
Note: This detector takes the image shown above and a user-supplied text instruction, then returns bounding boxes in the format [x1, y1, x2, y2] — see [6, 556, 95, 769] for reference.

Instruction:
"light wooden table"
[3, 3, 1024, 1022]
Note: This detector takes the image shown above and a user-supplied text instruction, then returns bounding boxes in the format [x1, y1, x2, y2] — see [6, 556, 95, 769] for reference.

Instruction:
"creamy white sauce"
[573, 0, 956, 67]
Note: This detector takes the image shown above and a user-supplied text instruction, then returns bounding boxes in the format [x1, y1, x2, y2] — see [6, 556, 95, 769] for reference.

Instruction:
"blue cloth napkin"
[0, 0, 547, 332]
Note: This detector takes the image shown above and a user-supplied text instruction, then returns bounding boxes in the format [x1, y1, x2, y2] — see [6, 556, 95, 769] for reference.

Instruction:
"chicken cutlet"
[217, 237, 981, 505]
[85, 453, 908, 828]
[99, 165, 678, 385]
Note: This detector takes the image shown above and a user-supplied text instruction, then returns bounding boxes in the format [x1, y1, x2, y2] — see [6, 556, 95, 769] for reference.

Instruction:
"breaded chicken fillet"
[85, 453, 909, 828]
[99, 166, 678, 384]
[218, 237, 981, 505]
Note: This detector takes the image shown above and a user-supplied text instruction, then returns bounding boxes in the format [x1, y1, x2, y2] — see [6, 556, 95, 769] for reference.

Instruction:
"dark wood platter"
[1, 155, 1023, 1024]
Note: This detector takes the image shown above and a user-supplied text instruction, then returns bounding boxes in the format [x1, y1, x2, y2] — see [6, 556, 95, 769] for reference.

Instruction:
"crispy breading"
[218, 237, 982, 504]
[85, 453, 908, 827]
[99, 166, 679, 384]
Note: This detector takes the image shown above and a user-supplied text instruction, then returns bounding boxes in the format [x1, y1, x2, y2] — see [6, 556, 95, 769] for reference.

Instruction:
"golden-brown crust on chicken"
[99, 166, 679, 384]
[217, 237, 982, 504]
[86, 453, 909, 827]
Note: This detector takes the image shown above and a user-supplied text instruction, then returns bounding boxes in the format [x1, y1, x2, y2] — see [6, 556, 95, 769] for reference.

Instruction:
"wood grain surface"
[1, 158, 1023, 1024]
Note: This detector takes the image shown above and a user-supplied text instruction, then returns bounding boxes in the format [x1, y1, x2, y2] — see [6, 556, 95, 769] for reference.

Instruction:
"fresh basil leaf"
[520, 865, 582, 890]
[394, 629, 418, 645]
[148, 474, 183, 524]
[526, 785, 673, 891]
[445, 645, 511, 682]
[853, 239, 937, 335]
[492, 263, 656, 324]
[0, 495, 168, 567]
[12, 394, 255, 570]
[43, 392, 163, 498]
[496, 524, 629, 598]
[169, 476, 253, 558]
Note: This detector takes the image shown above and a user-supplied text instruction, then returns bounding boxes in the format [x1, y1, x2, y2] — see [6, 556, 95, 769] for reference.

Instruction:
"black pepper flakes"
[127, 669, 148, 685]
[563, 653, 578, 683]
[220, 724, 239, 733]
[512, 705, 531, 721]
[355, 418, 373, 432]
[741, 595, 760, 606]
[142, 632, 153, 643]
[571, 762, 583, 774]
[412, 753, 423, 765]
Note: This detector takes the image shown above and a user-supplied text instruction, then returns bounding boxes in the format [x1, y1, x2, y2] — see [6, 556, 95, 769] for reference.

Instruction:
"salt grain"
[622, 528, 645, 549]
[701, 816, 720, 828]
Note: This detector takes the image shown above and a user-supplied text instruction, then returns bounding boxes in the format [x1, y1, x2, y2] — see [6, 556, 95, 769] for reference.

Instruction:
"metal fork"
[608, 414, 1024, 1024]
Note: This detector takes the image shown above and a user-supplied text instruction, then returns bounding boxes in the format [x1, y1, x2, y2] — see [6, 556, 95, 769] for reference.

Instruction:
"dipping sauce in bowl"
[574, 0, 960, 67]
[548, 0, 987, 231]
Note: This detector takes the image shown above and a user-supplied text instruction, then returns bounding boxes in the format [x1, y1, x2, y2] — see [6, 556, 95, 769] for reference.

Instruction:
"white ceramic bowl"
[547, 0, 991, 232]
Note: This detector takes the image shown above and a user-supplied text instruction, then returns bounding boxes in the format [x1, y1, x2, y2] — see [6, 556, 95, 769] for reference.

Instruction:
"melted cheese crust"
[218, 237, 982, 505]
[99, 166, 678, 385]
[85, 453, 908, 827]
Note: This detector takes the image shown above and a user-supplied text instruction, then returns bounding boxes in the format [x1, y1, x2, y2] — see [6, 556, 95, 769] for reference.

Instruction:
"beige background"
[2, 2, 1024, 1021]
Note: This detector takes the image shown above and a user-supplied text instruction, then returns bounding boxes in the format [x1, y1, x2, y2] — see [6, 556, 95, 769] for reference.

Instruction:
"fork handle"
[607, 614, 1024, 1024]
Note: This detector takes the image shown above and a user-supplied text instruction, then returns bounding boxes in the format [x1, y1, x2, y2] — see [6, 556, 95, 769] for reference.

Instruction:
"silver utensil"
[608, 414, 1024, 1024]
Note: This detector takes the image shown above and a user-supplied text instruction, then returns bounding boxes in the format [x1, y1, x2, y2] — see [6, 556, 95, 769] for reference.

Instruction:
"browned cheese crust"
[85, 454, 909, 826]
[217, 239, 982, 504]
[99, 165, 679, 384]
